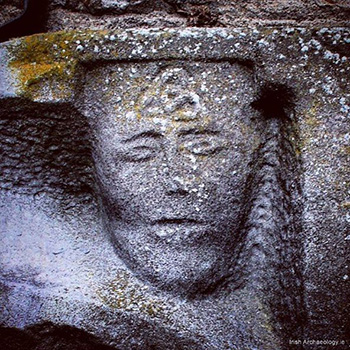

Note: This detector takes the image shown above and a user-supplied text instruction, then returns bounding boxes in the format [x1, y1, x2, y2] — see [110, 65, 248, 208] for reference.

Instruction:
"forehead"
[83, 61, 257, 136]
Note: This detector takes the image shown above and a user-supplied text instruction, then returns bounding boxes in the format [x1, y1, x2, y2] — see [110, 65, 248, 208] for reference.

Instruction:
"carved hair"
[239, 83, 305, 342]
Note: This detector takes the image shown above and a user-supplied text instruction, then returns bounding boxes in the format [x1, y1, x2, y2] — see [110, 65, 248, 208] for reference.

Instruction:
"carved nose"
[161, 145, 190, 195]
[164, 176, 189, 196]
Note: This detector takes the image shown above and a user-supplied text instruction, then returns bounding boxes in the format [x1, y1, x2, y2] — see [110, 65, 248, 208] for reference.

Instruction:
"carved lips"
[150, 218, 209, 241]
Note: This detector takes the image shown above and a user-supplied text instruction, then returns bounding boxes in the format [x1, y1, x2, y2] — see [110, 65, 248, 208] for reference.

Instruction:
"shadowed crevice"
[252, 82, 295, 121]
[0, 320, 203, 350]
[0, 0, 49, 43]
[0, 323, 116, 350]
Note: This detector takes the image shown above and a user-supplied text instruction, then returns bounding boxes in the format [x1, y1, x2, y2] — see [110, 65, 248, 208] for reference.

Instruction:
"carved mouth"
[150, 218, 206, 240]
[152, 218, 203, 226]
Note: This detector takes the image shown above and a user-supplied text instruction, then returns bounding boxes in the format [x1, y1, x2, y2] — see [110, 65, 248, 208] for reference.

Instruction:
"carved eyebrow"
[177, 128, 220, 136]
[121, 130, 163, 143]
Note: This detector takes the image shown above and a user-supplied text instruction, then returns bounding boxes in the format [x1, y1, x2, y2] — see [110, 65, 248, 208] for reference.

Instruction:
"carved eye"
[182, 138, 224, 156]
[118, 145, 158, 162]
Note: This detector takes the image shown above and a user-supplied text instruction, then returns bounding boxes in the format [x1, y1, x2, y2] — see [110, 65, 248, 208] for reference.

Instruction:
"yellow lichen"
[6, 30, 107, 99]
[342, 146, 350, 155]
[96, 271, 167, 318]
[341, 201, 350, 209]
[13, 62, 65, 87]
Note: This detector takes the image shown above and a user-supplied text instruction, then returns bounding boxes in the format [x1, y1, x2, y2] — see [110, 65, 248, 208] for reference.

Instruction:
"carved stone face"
[85, 62, 262, 295]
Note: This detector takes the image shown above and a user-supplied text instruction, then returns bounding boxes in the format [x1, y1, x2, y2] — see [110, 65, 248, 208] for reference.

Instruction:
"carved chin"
[144, 254, 230, 297]
[110, 230, 232, 296]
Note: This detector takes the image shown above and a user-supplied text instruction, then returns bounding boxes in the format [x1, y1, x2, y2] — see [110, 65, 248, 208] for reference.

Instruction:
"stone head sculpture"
[83, 61, 265, 296]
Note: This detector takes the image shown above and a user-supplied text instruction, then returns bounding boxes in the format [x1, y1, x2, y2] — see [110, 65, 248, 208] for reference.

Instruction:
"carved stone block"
[0, 28, 349, 349]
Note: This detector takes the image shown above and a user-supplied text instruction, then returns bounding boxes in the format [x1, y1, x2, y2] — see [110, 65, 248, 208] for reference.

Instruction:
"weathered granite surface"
[0, 22, 349, 350]
[45, 0, 350, 29]
[1, 0, 350, 35]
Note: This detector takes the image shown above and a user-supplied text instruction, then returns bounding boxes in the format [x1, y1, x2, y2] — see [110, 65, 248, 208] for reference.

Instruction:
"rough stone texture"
[0, 0, 23, 26]
[44, 0, 350, 30]
[0, 28, 349, 349]
[1, 0, 350, 36]
[0, 5, 349, 350]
